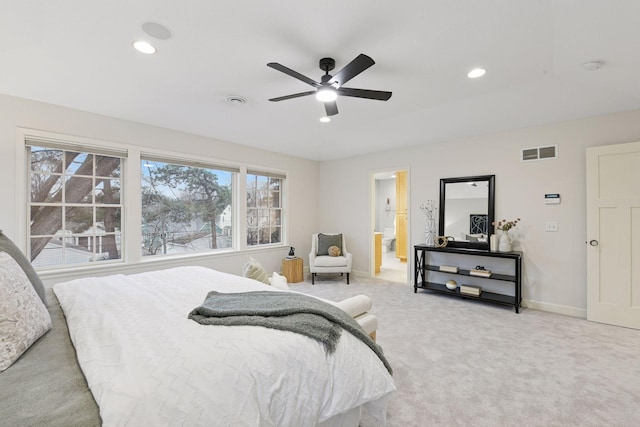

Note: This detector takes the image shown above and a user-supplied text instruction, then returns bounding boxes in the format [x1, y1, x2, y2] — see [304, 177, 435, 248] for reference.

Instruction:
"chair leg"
[346, 273, 350, 285]
[312, 273, 315, 285]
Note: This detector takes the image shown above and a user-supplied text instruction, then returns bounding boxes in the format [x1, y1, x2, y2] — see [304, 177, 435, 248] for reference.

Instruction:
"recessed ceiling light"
[142, 22, 172, 40]
[320, 116, 331, 123]
[133, 41, 156, 54]
[316, 88, 338, 102]
[467, 68, 486, 79]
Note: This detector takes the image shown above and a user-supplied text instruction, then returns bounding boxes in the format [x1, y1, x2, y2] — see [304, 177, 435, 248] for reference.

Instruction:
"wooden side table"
[282, 257, 303, 283]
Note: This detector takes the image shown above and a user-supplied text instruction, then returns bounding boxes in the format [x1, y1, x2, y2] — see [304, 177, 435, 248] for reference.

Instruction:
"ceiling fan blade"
[337, 87, 392, 101]
[325, 101, 338, 116]
[267, 62, 321, 88]
[268, 91, 316, 102]
[328, 54, 375, 87]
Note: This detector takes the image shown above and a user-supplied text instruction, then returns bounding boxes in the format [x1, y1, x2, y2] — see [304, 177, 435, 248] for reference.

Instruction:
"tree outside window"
[29, 146, 122, 267]
[141, 159, 233, 257]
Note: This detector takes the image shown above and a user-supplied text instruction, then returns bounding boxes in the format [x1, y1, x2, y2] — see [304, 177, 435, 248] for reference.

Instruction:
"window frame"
[27, 144, 125, 269]
[246, 171, 285, 248]
[139, 155, 238, 258]
[16, 128, 289, 275]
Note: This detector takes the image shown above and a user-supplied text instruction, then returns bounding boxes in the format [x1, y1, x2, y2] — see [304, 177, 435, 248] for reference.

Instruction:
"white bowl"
[445, 279, 457, 290]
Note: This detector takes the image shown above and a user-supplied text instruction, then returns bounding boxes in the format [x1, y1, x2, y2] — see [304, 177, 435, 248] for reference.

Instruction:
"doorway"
[372, 169, 409, 282]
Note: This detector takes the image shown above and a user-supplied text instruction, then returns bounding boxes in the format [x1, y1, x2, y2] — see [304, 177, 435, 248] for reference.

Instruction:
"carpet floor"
[292, 274, 640, 427]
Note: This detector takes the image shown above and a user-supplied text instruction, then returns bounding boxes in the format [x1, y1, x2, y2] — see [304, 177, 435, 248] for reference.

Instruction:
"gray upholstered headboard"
[0, 230, 46, 304]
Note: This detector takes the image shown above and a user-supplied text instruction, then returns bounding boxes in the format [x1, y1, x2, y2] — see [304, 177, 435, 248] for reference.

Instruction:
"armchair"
[309, 233, 352, 284]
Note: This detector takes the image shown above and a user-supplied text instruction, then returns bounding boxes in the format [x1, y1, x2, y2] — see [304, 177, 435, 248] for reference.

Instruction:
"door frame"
[369, 167, 410, 281]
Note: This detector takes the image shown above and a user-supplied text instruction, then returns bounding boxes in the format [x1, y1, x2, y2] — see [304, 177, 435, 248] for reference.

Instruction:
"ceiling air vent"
[521, 145, 557, 162]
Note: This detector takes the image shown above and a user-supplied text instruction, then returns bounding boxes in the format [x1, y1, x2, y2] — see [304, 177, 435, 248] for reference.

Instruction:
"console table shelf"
[414, 245, 522, 313]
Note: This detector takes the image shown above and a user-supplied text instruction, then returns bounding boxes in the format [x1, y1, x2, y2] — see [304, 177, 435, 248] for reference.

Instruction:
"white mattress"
[53, 266, 395, 426]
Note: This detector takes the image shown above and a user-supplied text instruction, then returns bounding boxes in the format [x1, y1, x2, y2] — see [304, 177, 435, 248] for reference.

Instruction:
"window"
[246, 172, 283, 246]
[23, 131, 288, 271]
[28, 145, 123, 268]
[141, 158, 235, 257]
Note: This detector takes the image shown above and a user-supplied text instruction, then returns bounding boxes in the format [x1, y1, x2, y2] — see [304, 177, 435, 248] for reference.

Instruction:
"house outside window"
[141, 158, 235, 257]
[28, 144, 123, 268]
[246, 171, 284, 246]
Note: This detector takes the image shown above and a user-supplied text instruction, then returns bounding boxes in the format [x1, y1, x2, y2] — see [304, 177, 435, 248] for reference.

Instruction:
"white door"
[586, 141, 640, 329]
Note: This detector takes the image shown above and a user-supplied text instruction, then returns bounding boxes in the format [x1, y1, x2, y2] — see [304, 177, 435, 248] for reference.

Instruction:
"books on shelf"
[470, 268, 492, 278]
[460, 285, 482, 296]
[439, 265, 459, 273]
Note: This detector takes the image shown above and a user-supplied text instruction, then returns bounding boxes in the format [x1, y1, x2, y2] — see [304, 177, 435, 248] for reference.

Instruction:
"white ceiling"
[1, 1, 639, 161]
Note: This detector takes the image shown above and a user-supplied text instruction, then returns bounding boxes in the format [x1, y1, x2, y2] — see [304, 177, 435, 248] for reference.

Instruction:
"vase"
[498, 231, 513, 252]
[489, 234, 498, 252]
[425, 217, 436, 246]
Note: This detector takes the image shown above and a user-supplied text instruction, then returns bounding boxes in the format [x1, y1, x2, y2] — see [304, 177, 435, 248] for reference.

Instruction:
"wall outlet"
[545, 221, 558, 232]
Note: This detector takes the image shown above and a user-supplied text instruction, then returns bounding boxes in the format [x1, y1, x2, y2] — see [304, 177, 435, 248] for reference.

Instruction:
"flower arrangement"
[493, 218, 521, 232]
[419, 200, 437, 221]
[420, 200, 438, 246]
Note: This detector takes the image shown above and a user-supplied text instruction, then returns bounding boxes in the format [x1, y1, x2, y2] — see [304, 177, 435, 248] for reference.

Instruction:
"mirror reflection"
[439, 175, 495, 249]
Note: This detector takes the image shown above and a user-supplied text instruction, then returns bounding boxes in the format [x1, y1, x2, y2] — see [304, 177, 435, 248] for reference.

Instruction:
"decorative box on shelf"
[460, 285, 482, 296]
[439, 265, 459, 273]
[470, 268, 491, 278]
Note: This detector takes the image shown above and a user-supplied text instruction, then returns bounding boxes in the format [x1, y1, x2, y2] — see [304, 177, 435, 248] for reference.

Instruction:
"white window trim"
[245, 171, 286, 248]
[16, 128, 289, 276]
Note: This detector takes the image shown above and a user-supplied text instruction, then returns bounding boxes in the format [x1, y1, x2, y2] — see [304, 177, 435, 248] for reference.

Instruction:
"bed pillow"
[0, 231, 46, 304]
[0, 252, 52, 372]
[269, 272, 290, 290]
[242, 257, 269, 284]
[317, 233, 342, 256]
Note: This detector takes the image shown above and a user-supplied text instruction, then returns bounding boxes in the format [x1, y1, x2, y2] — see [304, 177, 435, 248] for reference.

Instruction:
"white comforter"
[53, 266, 395, 427]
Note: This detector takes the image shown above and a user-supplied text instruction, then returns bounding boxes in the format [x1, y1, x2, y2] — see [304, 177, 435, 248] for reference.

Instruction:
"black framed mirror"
[438, 175, 495, 250]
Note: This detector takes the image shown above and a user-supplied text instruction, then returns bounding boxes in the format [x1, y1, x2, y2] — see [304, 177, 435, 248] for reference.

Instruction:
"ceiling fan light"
[316, 88, 337, 102]
[133, 40, 156, 54]
[467, 68, 486, 79]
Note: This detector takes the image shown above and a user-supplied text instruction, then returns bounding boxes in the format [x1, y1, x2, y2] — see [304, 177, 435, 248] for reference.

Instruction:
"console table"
[414, 245, 522, 313]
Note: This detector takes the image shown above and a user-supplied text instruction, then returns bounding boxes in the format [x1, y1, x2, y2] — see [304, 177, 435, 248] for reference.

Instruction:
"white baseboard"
[522, 299, 586, 318]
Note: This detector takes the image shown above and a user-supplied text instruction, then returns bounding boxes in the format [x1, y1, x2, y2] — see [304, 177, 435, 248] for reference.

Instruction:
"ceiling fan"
[267, 54, 392, 117]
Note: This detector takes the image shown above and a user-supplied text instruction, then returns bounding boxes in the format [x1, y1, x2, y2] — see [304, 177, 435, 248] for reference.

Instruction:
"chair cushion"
[314, 255, 348, 267]
[317, 233, 342, 256]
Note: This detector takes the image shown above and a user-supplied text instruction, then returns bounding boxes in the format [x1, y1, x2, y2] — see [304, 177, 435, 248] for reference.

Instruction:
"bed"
[1, 244, 395, 426]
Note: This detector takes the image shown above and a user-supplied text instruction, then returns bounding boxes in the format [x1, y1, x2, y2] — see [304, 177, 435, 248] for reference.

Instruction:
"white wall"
[4, 93, 640, 315]
[317, 109, 640, 316]
[0, 95, 319, 284]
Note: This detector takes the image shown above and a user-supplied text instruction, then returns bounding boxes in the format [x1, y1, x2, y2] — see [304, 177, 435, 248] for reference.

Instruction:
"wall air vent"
[521, 145, 558, 162]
